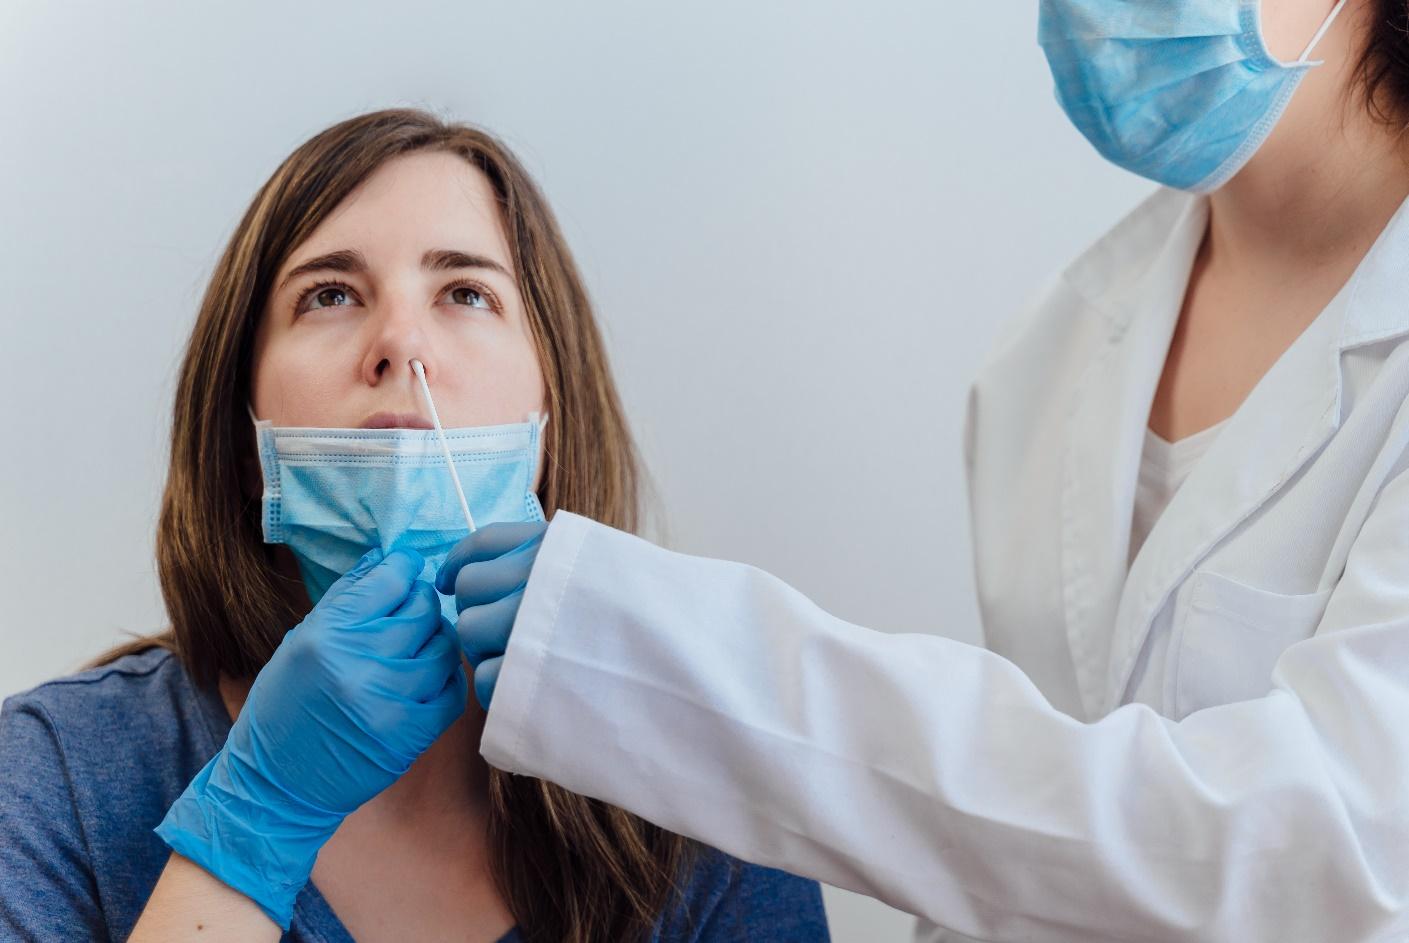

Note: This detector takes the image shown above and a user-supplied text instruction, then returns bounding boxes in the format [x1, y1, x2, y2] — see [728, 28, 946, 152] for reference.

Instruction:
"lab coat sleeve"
[481, 491, 1409, 942]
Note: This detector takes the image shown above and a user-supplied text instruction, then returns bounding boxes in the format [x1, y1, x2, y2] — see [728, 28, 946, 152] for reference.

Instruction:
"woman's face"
[251, 151, 545, 430]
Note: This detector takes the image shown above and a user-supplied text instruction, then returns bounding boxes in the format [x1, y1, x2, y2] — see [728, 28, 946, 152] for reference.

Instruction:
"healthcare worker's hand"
[155, 547, 467, 929]
[436, 521, 549, 710]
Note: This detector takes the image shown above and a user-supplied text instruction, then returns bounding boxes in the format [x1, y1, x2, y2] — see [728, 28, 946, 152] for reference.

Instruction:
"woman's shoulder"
[4, 646, 220, 752]
[0, 646, 228, 941]
[10, 644, 178, 704]
[1, 643, 225, 813]
[663, 845, 830, 942]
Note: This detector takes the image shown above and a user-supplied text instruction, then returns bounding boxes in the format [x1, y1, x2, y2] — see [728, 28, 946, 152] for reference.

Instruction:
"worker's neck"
[1206, 85, 1409, 273]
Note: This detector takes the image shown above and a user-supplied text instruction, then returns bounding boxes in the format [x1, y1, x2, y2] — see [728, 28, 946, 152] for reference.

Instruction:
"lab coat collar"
[1063, 189, 1409, 350]
[1335, 193, 1409, 351]
[1057, 191, 1205, 720]
[1057, 188, 1409, 719]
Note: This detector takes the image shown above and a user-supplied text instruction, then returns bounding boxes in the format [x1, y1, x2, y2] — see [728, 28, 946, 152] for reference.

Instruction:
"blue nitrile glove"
[156, 547, 467, 929]
[436, 521, 549, 710]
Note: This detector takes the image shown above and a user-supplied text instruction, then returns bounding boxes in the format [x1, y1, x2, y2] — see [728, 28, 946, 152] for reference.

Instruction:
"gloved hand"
[436, 521, 549, 710]
[156, 547, 467, 929]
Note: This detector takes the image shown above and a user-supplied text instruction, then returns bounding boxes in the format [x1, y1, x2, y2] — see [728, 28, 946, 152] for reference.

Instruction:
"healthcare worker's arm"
[473, 473, 1409, 943]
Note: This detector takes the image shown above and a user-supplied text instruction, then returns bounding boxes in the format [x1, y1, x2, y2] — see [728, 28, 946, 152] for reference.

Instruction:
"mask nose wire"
[410, 359, 477, 533]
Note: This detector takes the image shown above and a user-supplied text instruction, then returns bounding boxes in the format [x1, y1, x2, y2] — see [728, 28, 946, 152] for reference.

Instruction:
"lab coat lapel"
[1102, 299, 1342, 712]
[1100, 191, 1409, 713]
[1059, 194, 1206, 721]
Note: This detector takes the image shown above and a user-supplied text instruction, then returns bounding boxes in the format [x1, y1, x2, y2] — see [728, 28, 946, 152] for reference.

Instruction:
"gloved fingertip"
[436, 529, 488, 593]
[473, 657, 502, 711]
[418, 579, 442, 612]
[510, 529, 547, 557]
[384, 546, 426, 575]
[317, 547, 386, 606]
[434, 558, 457, 595]
[349, 547, 385, 577]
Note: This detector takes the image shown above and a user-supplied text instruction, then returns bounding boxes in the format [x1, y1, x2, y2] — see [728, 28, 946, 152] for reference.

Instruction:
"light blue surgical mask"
[253, 410, 547, 623]
[1038, 0, 1348, 192]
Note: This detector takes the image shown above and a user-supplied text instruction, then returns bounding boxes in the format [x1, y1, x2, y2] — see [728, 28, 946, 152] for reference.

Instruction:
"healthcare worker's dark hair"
[1356, 0, 1409, 124]
[98, 108, 695, 943]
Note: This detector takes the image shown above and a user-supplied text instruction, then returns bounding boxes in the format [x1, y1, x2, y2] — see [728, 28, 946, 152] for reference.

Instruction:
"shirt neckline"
[1143, 416, 1230, 472]
[1145, 415, 1230, 451]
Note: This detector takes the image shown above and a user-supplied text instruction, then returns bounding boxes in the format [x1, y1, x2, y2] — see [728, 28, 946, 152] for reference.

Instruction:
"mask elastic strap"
[410, 359, 478, 533]
[1297, 0, 1349, 64]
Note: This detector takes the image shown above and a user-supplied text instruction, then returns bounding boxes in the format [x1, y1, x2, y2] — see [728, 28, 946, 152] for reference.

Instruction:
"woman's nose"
[361, 302, 434, 386]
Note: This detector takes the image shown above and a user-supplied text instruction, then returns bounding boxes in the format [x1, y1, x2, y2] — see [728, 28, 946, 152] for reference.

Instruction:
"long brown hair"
[1357, 0, 1409, 126]
[100, 108, 693, 943]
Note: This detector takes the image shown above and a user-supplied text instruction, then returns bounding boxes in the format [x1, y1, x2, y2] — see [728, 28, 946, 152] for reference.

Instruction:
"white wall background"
[0, 1, 1151, 938]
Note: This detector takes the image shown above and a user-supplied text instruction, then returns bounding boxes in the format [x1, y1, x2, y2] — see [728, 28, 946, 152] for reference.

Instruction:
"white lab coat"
[480, 189, 1409, 942]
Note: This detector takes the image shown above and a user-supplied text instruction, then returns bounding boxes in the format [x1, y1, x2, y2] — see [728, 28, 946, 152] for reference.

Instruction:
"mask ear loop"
[410, 359, 477, 533]
[1297, 0, 1349, 64]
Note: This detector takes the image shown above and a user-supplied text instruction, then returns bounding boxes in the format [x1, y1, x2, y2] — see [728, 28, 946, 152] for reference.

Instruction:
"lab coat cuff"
[480, 509, 593, 773]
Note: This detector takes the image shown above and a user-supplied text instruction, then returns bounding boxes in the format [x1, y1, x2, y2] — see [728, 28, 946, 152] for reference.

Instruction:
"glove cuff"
[155, 751, 341, 929]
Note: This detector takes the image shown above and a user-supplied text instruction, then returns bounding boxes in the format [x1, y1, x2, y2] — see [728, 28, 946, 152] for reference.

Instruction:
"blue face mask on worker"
[252, 365, 546, 623]
[1038, 0, 1348, 192]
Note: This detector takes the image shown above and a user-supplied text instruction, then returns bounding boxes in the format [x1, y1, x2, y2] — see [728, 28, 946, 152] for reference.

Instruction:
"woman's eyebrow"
[277, 247, 511, 292]
[277, 249, 368, 292]
[421, 248, 512, 278]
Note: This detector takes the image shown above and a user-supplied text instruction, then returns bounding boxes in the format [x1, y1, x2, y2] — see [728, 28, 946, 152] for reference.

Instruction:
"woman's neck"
[246, 545, 494, 824]
[372, 691, 493, 824]
[223, 667, 520, 940]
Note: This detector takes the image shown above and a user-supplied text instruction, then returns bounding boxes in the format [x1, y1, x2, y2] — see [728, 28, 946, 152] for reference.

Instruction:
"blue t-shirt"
[0, 648, 829, 942]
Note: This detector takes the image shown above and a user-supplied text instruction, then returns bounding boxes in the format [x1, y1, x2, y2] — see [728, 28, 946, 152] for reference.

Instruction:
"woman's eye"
[303, 285, 356, 311]
[446, 285, 493, 310]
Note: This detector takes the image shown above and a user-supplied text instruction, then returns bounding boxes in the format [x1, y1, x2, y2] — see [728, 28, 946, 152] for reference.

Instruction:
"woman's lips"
[359, 411, 434, 430]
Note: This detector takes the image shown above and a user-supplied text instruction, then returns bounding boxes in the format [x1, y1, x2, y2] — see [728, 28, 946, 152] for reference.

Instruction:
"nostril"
[373, 358, 390, 378]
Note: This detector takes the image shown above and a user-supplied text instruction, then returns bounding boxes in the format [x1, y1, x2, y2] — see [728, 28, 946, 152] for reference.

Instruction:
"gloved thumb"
[316, 547, 386, 609]
[321, 547, 426, 622]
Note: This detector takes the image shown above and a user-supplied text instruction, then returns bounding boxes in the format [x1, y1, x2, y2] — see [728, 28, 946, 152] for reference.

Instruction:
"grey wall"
[0, 1, 1151, 938]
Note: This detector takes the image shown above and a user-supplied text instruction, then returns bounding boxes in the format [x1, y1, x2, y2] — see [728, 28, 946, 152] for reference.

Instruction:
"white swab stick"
[410, 359, 477, 533]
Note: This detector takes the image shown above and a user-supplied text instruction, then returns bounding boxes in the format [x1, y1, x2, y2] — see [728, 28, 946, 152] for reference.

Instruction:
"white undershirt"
[1129, 418, 1230, 567]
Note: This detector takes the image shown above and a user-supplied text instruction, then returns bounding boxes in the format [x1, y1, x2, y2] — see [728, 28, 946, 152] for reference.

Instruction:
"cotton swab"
[410, 358, 477, 533]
